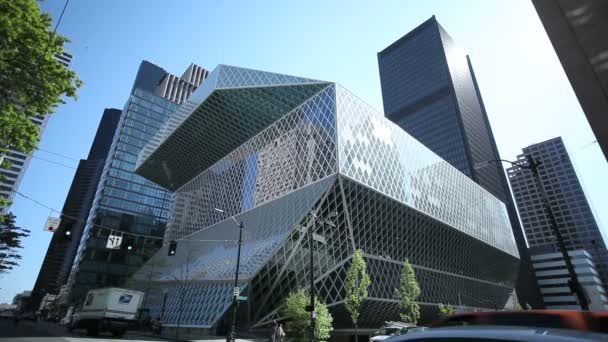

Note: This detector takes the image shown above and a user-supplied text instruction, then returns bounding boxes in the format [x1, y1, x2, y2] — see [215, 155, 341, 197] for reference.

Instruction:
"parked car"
[399, 326, 428, 335]
[431, 310, 608, 334]
[370, 322, 416, 342]
[384, 326, 606, 342]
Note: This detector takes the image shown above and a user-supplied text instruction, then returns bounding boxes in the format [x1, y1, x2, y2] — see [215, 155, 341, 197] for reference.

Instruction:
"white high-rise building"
[532, 250, 608, 310]
[0, 52, 73, 211]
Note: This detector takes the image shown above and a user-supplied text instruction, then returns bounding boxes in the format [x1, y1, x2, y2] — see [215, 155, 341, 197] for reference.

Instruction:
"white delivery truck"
[69, 287, 143, 337]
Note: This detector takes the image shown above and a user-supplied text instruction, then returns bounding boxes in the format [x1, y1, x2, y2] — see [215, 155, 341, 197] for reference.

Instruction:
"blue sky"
[1, 0, 606, 303]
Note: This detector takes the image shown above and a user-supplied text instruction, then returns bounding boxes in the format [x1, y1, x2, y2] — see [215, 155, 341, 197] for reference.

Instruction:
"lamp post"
[215, 208, 244, 342]
[475, 155, 589, 310]
[306, 211, 336, 342]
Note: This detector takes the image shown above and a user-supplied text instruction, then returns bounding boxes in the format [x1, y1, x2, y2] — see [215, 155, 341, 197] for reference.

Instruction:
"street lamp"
[475, 156, 589, 310]
[306, 211, 336, 342]
[215, 208, 244, 342]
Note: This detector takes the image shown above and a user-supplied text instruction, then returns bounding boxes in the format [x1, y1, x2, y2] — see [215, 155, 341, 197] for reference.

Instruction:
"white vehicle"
[69, 287, 143, 337]
[370, 322, 416, 342]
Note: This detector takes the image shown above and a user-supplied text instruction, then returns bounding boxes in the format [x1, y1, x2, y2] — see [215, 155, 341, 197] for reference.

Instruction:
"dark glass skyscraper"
[507, 137, 608, 291]
[31, 108, 121, 309]
[377, 16, 543, 308]
[65, 61, 207, 303]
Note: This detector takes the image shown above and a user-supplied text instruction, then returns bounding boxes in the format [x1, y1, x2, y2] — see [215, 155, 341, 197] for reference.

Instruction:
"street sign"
[295, 226, 327, 244]
[43, 216, 61, 232]
[106, 232, 123, 249]
[233, 287, 240, 297]
[237, 296, 248, 301]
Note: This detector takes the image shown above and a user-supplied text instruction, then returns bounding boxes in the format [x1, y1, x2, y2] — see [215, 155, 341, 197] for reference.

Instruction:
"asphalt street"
[0, 319, 174, 342]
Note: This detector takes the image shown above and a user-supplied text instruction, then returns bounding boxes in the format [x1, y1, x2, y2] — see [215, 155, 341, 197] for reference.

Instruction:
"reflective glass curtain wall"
[66, 61, 206, 302]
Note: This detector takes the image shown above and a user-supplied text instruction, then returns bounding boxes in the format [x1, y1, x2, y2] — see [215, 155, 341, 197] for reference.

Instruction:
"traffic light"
[122, 236, 135, 252]
[168, 240, 177, 256]
[63, 224, 73, 240]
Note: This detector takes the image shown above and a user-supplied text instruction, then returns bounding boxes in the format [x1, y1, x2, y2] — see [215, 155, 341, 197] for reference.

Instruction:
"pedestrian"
[277, 323, 286, 342]
[270, 320, 278, 342]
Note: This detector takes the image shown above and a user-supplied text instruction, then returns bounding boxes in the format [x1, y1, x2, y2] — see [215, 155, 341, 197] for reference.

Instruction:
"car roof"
[385, 326, 606, 342]
[446, 310, 606, 317]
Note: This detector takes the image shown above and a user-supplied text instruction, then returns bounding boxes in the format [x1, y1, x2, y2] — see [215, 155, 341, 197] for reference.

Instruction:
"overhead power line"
[35, 147, 80, 162]
[30, 155, 77, 169]
[13, 189, 157, 238]
[12, 190, 236, 245]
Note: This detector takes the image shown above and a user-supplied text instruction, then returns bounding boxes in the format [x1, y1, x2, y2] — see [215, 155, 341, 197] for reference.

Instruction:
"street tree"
[344, 249, 371, 342]
[0, 213, 31, 272]
[396, 258, 421, 324]
[437, 303, 455, 317]
[281, 288, 333, 342]
[0, 0, 82, 210]
[512, 303, 523, 311]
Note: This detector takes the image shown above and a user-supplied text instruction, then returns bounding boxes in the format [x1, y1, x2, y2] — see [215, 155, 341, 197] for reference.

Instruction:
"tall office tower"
[507, 137, 608, 291]
[532, 0, 608, 162]
[377, 16, 542, 307]
[0, 51, 74, 211]
[532, 250, 608, 310]
[65, 61, 207, 302]
[30, 109, 121, 311]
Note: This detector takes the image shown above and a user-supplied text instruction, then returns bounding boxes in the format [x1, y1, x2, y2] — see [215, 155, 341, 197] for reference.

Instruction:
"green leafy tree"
[512, 303, 523, 311]
[0, 213, 31, 272]
[344, 249, 371, 342]
[395, 258, 421, 324]
[0, 0, 82, 211]
[525, 303, 532, 310]
[281, 289, 333, 342]
[438, 303, 455, 317]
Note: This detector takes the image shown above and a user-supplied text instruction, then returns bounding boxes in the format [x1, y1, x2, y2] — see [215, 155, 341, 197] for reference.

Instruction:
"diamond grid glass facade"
[130, 65, 519, 330]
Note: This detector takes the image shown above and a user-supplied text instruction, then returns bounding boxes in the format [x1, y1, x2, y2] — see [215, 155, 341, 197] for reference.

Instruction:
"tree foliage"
[438, 303, 455, 317]
[512, 303, 523, 311]
[525, 303, 533, 310]
[281, 289, 333, 342]
[345, 249, 371, 342]
[396, 258, 421, 324]
[0, 213, 30, 272]
[0, 0, 82, 211]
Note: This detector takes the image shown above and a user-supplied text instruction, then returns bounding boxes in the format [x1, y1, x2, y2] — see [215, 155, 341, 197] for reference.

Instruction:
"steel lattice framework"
[129, 65, 519, 330]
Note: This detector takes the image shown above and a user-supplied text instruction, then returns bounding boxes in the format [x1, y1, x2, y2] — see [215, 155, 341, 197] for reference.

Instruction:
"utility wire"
[51, 0, 70, 38]
[12, 189, 155, 238]
[35, 147, 80, 162]
[44, 0, 70, 54]
[30, 155, 77, 169]
[13, 190, 236, 244]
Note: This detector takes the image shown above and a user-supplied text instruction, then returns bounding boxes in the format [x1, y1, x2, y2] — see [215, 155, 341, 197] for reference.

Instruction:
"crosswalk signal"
[168, 240, 177, 256]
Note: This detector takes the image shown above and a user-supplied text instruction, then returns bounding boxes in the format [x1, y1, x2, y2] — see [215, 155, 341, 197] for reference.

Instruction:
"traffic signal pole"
[228, 221, 244, 342]
[310, 219, 316, 342]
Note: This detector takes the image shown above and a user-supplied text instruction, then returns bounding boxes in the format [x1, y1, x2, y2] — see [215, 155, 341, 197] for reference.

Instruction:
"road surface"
[0, 318, 174, 342]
